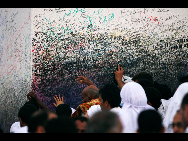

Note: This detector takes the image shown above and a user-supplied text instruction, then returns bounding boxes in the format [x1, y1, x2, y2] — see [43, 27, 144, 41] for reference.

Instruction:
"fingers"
[53, 95, 64, 101]
[120, 67, 123, 71]
[114, 65, 123, 73]
[53, 103, 57, 107]
[53, 95, 58, 102]
[76, 76, 84, 84]
[76, 76, 84, 81]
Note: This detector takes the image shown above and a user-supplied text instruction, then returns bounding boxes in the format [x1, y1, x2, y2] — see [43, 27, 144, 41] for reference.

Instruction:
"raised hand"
[53, 95, 64, 107]
[76, 76, 95, 86]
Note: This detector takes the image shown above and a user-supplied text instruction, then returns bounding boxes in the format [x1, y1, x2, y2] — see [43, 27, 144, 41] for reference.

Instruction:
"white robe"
[87, 105, 122, 118]
[163, 82, 188, 133]
[118, 82, 154, 133]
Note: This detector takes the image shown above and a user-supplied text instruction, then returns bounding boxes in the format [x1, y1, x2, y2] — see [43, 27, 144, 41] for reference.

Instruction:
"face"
[99, 94, 108, 111]
[82, 91, 90, 103]
[172, 112, 184, 133]
[180, 105, 188, 129]
[75, 120, 87, 133]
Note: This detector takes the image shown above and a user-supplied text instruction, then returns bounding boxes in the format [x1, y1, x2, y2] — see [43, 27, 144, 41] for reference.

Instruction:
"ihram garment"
[163, 82, 188, 133]
[72, 98, 100, 117]
[119, 82, 154, 133]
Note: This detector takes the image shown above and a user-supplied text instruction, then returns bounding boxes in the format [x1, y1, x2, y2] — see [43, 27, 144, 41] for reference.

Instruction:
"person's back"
[137, 109, 165, 133]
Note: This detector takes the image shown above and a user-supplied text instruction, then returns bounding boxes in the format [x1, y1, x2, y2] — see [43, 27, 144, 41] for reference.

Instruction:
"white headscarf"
[119, 82, 154, 133]
[163, 82, 188, 133]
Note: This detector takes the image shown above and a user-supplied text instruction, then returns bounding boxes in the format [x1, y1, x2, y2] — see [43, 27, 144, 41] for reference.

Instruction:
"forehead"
[173, 112, 182, 121]
[75, 120, 87, 128]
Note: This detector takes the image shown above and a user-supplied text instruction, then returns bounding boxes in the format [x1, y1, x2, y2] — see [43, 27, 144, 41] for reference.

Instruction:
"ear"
[19, 118, 23, 126]
[185, 105, 188, 118]
[88, 96, 92, 102]
[147, 101, 152, 106]
[104, 100, 109, 107]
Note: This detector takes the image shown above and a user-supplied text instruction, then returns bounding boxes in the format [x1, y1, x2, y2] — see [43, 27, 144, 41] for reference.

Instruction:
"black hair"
[73, 116, 88, 123]
[56, 104, 72, 117]
[181, 93, 188, 110]
[137, 79, 154, 88]
[28, 110, 49, 133]
[24, 101, 39, 110]
[132, 72, 153, 84]
[137, 109, 163, 133]
[144, 87, 162, 110]
[18, 104, 38, 125]
[178, 72, 188, 84]
[99, 83, 121, 108]
[45, 117, 77, 133]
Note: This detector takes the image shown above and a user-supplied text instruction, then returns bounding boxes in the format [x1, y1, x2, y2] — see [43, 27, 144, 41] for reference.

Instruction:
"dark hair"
[132, 72, 153, 84]
[137, 79, 154, 88]
[144, 87, 162, 110]
[86, 110, 120, 133]
[137, 109, 163, 133]
[18, 104, 38, 125]
[181, 93, 188, 110]
[24, 101, 39, 110]
[178, 72, 188, 84]
[45, 117, 77, 133]
[73, 116, 88, 123]
[28, 110, 49, 133]
[56, 104, 72, 117]
[99, 83, 121, 108]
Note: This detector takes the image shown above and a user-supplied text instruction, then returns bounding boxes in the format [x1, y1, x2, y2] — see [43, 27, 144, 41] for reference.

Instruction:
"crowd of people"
[1, 64, 188, 133]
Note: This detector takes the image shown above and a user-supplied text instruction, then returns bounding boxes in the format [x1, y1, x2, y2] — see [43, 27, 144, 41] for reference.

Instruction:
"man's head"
[73, 116, 88, 133]
[56, 104, 72, 117]
[144, 87, 162, 110]
[132, 72, 153, 85]
[28, 110, 57, 133]
[82, 85, 99, 103]
[180, 93, 188, 129]
[18, 104, 38, 127]
[137, 109, 164, 133]
[172, 110, 185, 133]
[99, 83, 121, 111]
[86, 110, 123, 133]
[45, 116, 77, 133]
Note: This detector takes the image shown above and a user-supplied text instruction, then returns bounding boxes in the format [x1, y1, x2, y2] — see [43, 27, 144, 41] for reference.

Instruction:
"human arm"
[76, 76, 96, 86]
[114, 64, 125, 90]
[26, 91, 51, 111]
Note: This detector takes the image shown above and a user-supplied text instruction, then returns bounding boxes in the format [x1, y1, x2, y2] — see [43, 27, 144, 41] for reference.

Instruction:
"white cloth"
[163, 82, 188, 133]
[13, 126, 28, 133]
[10, 121, 21, 133]
[119, 82, 154, 133]
[71, 108, 76, 115]
[87, 105, 122, 118]
[110, 107, 122, 115]
[158, 98, 172, 120]
[87, 105, 101, 118]
[122, 75, 133, 83]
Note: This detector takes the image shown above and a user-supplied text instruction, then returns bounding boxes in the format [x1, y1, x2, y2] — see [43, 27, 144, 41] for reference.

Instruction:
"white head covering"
[163, 82, 188, 133]
[119, 82, 154, 133]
